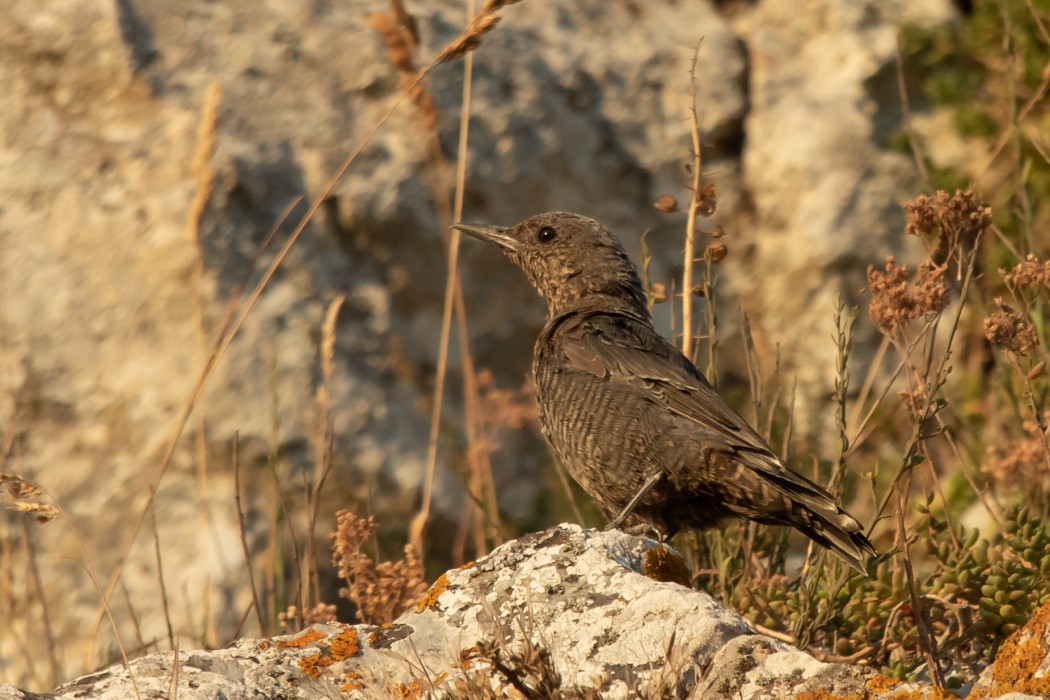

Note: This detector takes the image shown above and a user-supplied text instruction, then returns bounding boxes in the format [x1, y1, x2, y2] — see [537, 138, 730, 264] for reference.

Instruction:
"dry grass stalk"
[232, 433, 265, 634]
[369, 10, 437, 130]
[680, 44, 704, 362]
[187, 81, 221, 249]
[461, 636, 602, 699]
[1, 475, 142, 697]
[187, 81, 221, 561]
[331, 510, 427, 625]
[374, 0, 518, 564]
[301, 294, 346, 625]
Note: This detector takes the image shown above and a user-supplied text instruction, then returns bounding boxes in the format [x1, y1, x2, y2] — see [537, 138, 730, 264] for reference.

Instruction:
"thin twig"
[233, 432, 265, 634]
[681, 43, 704, 362]
[150, 506, 175, 651]
[896, 482, 945, 689]
[895, 37, 930, 186]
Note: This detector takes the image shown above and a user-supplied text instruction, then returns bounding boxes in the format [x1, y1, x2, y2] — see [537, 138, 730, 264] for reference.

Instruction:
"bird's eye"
[537, 226, 557, 243]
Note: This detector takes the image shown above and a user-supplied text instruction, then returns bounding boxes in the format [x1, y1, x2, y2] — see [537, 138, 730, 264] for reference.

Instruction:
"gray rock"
[3, 525, 1038, 699]
[2, 528, 1041, 696]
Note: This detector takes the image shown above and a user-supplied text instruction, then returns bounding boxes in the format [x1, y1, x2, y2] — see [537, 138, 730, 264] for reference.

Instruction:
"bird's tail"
[734, 456, 877, 573]
[790, 507, 876, 573]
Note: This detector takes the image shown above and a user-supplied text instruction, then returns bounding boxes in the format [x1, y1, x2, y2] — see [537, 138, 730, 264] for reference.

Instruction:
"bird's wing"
[556, 311, 836, 503]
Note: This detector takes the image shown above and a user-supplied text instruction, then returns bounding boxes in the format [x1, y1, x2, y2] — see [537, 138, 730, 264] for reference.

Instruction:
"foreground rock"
[9, 525, 1050, 699]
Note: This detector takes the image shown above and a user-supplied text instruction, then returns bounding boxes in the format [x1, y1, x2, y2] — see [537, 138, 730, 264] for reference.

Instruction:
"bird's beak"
[451, 223, 519, 252]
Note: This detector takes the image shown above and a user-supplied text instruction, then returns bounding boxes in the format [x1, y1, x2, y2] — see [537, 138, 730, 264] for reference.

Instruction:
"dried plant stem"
[22, 520, 60, 685]
[188, 81, 220, 522]
[895, 39, 930, 186]
[977, 41, 1050, 182]
[740, 309, 762, 425]
[830, 298, 857, 496]
[846, 322, 932, 458]
[703, 255, 719, 382]
[149, 507, 175, 651]
[869, 236, 981, 531]
[412, 0, 507, 560]
[1011, 355, 1050, 473]
[233, 432, 265, 634]
[846, 335, 889, 435]
[681, 44, 703, 361]
[896, 482, 945, 689]
[452, 3, 502, 556]
[303, 295, 344, 614]
[169, 80, 222, 657]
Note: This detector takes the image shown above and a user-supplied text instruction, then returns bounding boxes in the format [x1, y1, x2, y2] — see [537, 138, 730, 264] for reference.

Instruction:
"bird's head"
[454, 212, 649, 319]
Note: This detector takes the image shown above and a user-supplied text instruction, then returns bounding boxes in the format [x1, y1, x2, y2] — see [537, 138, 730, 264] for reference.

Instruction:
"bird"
[453, 212, 876, 572]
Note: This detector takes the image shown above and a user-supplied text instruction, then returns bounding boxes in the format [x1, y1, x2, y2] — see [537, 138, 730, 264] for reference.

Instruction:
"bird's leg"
[604, 471, 663, 531]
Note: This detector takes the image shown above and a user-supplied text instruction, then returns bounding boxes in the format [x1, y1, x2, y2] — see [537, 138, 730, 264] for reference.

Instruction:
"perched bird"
[453, 212, 876, 572]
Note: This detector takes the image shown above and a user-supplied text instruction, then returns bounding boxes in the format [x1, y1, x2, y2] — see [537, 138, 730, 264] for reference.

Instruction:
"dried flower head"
[867, 257, 948, 334]
[649, 283, 668, 304]
[654, 195, 678, 213]
[1002, 254, 1050, 291]
[983, 415, 1050, 489]
[902, 189, 991, 259]
[331, 510, 428, 624]
[437, 1, 523, 64]
[705, 242, 728, 265]
[696, 182, 717, 217]
[984, 297, 1038, 356]
[278, 603, 338, 633]
[903, 195, 939, 238]
[477, 369, 539, 431]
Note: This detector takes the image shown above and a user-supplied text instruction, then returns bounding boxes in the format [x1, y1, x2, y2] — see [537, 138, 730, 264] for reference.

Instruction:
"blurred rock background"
[0, 0, 986, 689]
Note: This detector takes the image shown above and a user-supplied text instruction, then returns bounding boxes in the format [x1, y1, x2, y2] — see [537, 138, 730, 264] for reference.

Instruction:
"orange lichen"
[416, 573, 450, 612]
[341, 670, 365, 692]
[392, 673, 448, 698]
[457, 560, 476, 570]
[392, 679, 424, 699]
[864, 674, 901, 694]
[274, 628, 326, 648]
[642, 546, 691, 587]
[278, 627, 361, 679]
[299, 651, 334, 678]
[330, 628, 361, 660]
[793, 690, 850, 700]
[977, 600, 1050, 697]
